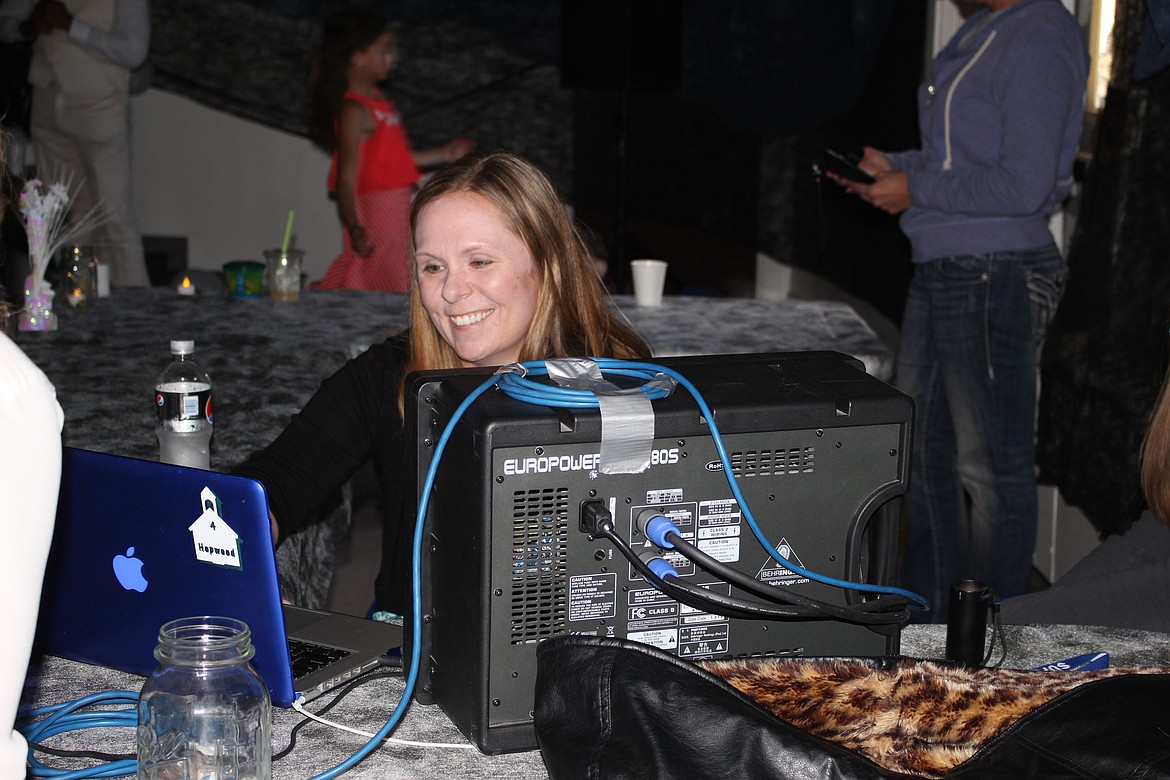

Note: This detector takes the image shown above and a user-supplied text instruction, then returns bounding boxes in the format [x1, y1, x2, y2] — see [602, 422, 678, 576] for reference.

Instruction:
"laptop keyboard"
[288, 638, 354, 677]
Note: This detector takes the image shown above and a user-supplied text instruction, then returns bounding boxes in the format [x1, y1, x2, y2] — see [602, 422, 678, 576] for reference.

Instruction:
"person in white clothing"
[0, 0, 150, 287]
[0, 331, 64, 776]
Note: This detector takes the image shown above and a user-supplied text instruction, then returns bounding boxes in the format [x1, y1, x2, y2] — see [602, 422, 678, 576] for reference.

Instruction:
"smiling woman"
[413, 191, 541, 368]
[403, 151, 649, 386]
[233, 150, 649, 618]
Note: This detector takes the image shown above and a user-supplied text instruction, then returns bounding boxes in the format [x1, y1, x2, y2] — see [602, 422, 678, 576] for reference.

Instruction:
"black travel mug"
[945, 580, 990, 666]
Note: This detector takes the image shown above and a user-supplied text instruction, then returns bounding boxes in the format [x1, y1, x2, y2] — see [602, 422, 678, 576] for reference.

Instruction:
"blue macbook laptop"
[34, 447, 402, 707]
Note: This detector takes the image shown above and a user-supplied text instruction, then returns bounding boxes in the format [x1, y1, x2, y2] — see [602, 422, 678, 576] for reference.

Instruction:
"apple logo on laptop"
[113, 547, 148, 592]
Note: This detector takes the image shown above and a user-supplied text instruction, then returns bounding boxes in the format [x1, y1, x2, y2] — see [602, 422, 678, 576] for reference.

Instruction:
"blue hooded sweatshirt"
[886, 0, 1089, 264]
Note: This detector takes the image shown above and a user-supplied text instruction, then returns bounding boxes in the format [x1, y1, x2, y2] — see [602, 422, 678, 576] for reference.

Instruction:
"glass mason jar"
[137, 616, 271, 780]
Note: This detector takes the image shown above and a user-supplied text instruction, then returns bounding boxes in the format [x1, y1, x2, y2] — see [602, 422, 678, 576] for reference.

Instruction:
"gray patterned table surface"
[21, 624, 1170, 780]
[15, 288, 892, 466]
[14, 288, 892, 606]
[16, 292, 1167, 777]
[611, 294, 893, 380]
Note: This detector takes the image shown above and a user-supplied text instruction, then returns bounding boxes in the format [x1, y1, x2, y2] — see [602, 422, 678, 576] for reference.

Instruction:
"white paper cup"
[630, 259, 668, 307]
[95, 263, 111, 297]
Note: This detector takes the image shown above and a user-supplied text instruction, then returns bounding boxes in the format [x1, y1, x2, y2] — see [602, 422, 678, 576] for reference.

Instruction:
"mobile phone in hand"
[817, 148, 876, 184]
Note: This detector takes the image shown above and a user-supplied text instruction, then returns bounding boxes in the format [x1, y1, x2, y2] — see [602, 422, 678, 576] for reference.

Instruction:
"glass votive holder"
[60, 245, 97, 308]
[264, 249, 303, 302]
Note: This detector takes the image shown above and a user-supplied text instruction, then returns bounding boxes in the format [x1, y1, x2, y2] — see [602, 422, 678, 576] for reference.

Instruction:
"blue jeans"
[896, 246, 1066, 622]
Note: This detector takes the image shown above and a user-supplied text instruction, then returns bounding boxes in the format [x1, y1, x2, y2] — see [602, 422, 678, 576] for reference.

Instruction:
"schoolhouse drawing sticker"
[188, 487, 242, 569]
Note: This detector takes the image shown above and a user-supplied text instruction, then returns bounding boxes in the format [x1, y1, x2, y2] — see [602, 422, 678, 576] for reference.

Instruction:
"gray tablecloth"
[20, 624, 1170, 779]
[15, 288, 892, 606]
[16, 291, 1165, 777]
[16, 288, 891, 463]
[611, 294, 893, 380]
[16, 289, 410, 607]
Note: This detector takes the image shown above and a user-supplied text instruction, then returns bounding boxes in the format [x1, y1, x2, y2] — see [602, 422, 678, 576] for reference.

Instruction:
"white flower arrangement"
[18, 177, 103, 297]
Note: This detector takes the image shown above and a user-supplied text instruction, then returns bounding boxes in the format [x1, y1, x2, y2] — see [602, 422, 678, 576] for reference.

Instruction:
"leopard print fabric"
[700, 657, 1163, 778]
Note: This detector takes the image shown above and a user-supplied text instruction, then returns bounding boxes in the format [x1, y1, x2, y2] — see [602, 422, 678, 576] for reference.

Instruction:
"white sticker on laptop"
[188, 487, 242, 570]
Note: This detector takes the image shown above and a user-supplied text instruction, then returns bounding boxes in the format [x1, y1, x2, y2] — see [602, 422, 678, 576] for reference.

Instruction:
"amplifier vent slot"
[730, 446, 815, 477]
[509, 486, 569, 644]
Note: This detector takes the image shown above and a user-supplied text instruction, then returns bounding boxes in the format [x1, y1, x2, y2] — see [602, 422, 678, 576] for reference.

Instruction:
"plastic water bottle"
[155, 340, 213, 469]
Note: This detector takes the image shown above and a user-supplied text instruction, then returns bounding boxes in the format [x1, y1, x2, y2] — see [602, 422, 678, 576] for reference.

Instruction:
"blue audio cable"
[495, 358, 928, 609]
[22, 355, 922, 780]
[309, 354, 927, 775]
[306, 369, 502, 780]
[19, 690, 139, 779]
[16, 371, 502, 780]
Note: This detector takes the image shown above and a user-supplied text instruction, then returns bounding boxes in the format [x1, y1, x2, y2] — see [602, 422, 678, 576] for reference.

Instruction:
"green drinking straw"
[281, 210, 295, 254]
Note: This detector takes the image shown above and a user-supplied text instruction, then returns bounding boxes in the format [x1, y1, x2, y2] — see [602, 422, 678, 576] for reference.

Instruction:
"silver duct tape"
[545, 358, 657, 474]
[544, 357, 617, 391]
[595, 392, 655, 474]
[496, 362, 528, 377]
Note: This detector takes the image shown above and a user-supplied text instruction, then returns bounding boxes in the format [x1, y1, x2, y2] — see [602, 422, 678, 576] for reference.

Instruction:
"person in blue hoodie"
[830, 0, 1088, 621]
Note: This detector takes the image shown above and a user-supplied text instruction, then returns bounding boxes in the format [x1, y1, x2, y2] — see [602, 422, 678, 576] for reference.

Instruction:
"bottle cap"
[170, 340, 195, 355]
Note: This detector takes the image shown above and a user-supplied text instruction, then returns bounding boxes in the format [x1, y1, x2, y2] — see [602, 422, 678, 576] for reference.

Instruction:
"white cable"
[290, 701, 476, 750]
[942, 30, 997, 171]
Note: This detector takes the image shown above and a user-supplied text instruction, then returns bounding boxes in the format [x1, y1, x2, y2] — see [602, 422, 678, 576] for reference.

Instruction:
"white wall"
[1036, 486, 1101, 582]
[130, 89, 340, 281]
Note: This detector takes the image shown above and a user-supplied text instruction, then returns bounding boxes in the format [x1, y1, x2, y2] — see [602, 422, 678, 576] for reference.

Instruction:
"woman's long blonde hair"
[398, 150, 649, 408]
[1140, 364, 1170, 522]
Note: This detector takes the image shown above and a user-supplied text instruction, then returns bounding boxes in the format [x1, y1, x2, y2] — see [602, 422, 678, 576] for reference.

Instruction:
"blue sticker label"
[1033, 652, 1110, 671]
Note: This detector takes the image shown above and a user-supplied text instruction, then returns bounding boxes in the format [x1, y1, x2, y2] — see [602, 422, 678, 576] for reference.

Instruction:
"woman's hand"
[348, 224, 375, 257]
[858, 146, 890, 175]
[826, 146, 911, 215]
[444, 137, 476, 163]
[413, 138, 476, 169]
[864, 172, 911, 214]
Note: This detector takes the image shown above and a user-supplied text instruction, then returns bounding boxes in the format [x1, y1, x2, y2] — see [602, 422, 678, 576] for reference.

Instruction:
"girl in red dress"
[308, 10, 472, 291]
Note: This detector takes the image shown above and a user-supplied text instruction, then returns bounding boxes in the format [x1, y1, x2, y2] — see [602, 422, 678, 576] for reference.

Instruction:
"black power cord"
[664, 531, 910, 625]
[585, 500, 909, 626]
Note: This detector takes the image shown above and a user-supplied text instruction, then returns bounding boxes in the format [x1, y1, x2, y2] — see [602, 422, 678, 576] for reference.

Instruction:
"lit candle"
[67, 287, 86, 307]
[177, 276, 196, 296]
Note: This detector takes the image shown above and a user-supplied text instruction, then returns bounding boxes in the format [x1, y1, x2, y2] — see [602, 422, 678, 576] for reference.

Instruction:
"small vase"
[19, 278, 57, 332]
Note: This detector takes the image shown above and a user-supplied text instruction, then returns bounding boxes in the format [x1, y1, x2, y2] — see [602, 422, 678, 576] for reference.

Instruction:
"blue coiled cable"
[496, 358, 927, 609]
[16, 373, 502, 780]
[19, 690, 139, 779]
[23, 355, 923, 780]
[308, 370, 502, 779]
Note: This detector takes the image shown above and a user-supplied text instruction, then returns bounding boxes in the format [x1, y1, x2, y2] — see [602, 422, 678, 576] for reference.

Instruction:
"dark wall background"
[13, 0, 1169, 536]
[562, 1, 921, 303]
[132, 0, 1170, 540]
[3, 0, 926, 311]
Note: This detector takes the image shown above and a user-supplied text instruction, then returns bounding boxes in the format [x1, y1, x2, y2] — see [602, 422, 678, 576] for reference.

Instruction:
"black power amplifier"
[406, 351, 913, 753]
